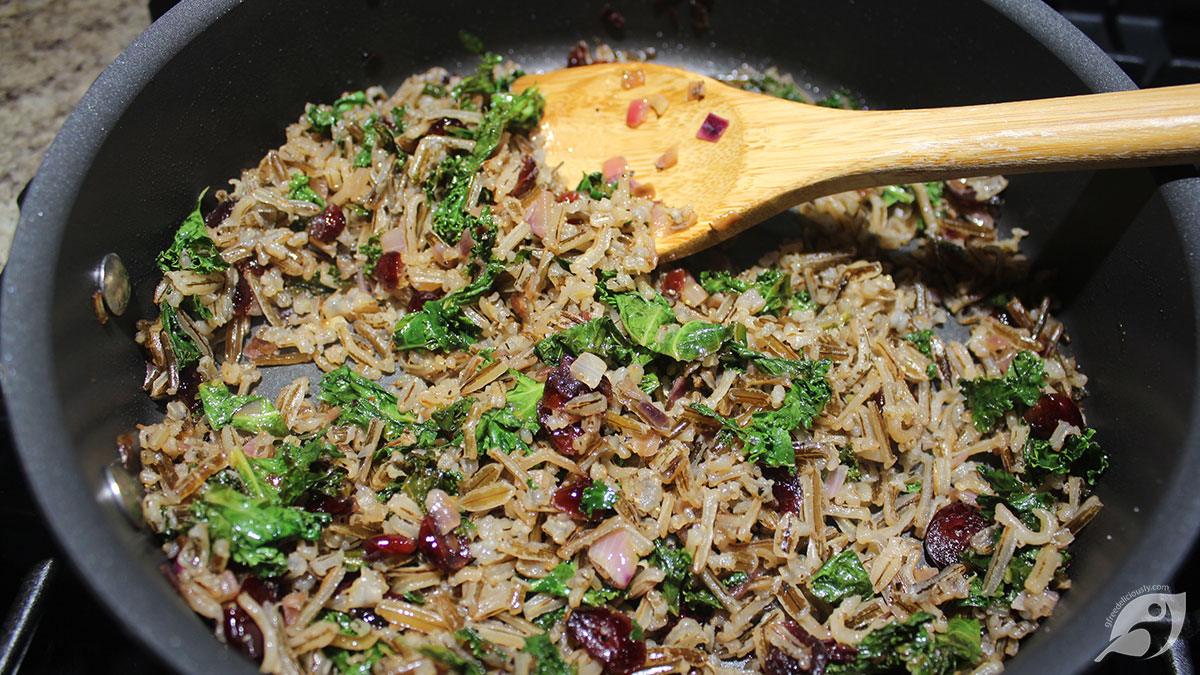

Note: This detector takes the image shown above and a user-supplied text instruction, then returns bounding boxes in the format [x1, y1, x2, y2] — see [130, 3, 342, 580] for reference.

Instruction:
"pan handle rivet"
[99, 253, 131, 316]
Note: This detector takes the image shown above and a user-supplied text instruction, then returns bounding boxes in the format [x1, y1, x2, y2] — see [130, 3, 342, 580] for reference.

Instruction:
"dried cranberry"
[175, 364, 203, 413]
[222, 603, 263, 661]
[566, 43, 590, 68]
[417, 515, 472, 573]
[426, 117, 466, 137]
[306, 203, 346, 243]
[567, 607, 646, 674]
[375, 251, 404, 290]
[239, 575, 280, 605]
[205, 200, 234, 228]
[924, 502, 988, 568]
[556, 190, 584, 203]
[763, 647, 807, 675]
[408, 290, 440, 312]
[352, 607, 388, 629]
[1023, 393, 1083, 441]
[510, 155, 538, 198]
[232, 260, 262, 317]
[312, 495, 355, 515]
[600, 4, 627, 30]
[763, 467, 803, 514]
[662, 268, 691, 298]
[824, 641, 858, 664]
[554, 478, 594, 519]
[536, 356, 596, 455]
[364, 534, 417, 559]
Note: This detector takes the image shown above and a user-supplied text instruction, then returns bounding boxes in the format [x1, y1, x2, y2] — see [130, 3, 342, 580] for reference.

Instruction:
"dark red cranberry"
[364, 534, 417, 559]
[556, 190, 584, 203]
[600, 4, 627, 30]
[566, 43, 590, 68]
[375, 251, 404, 290]
[426, 117, 466, 137]
[222, 603, 264, 661]
[205, 200, 234, 228]
[763, 647, 808, 675]
[311, 495, 355, 515]
[1023, 393, 1083, 441]
[662, 268, 692, 298]
[175, 364, 203, 413]
[824, 641, 858, 664]
[407, 290, 440, 312]
[352, 607, 388, 629]
[511, 155, 538, 198]
[306, 203, 346, 243]
[567, 607, 646, 674]
[417, 516, 472, 573]
[239, 575, 280, 605]
[232, 260, 263, 317]
[925, 502, 989, 568]
[553, 478, 593, 519]
[763, 467, 803, 514]
[536, 356, 597, 455]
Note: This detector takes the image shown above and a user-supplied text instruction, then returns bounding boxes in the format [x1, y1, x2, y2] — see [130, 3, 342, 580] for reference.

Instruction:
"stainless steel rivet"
[101, 463, 144, 527]
[99, 253, 131, 316]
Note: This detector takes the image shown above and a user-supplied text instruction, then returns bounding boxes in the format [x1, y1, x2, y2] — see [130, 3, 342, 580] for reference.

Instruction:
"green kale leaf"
[699, 269, 807, 316]
[532, 607, 566, 630]
[975, 464, 1055, 529]
[534, 317, 649, 368]
[326, 642, 391, 675]
[156, 192, 230, 274]
[475, 372, 544, 455]
[198, 381, 288, 437]
[580, 480, 619, 517]
[826, 612, 981, 675]
[880, 185, 915, 206]
[601, 287, 729, 362]
[809, 549, 873, 605]
[581, 584, 624, 607]
[359, 235, 383, 277]
[690, 360, 832, 468]
[190, 484, 329, 576]
[959, 351, 1045, 431]
[288, 172, 325, 209]
[576, 172, 615, 200]
[392, 259, 506, 352]
[651, 539, 723, 616]
[158, 302, 203, 367]
[522, 633, 576, 675]
[456, 626, 505, 662]
[741, 74, 806, 103]
[318, 365, 413, 439]
[376, 451, 461, 504]
[528, 560, 576, 598]
[816, 88, 860, 110]
[1024, 426, 1108, 485]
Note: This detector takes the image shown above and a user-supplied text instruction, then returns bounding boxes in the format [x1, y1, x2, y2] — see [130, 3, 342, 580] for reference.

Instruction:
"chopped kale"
[827, 612, 981, 675]
[288, 172, 325, 208]
[522, 633, 576, 675]
[326, 642, 391, 675]
[959, 351, 1045, 431]
[1025, 427, 1108, 486]
[691, 360, 832, 467]
[422, 83, 448, 98]
[809, 549, 873, 605]
[880, 185, 916, 206]
[722, 572, 750, 588]
[159, 302, 203, 367]
[156, 192, 230, 274]
[598, 286, 730, 362]
[838, 446, 864, 482]
[453, 52, 522, 101]
[528, 560, 576, 598]
[318, 365, 413, 439]
[699, 269, 808, 316]
[904, 480, 923, 494]
[476, 372, 544, 455]
[638, 372, 661, 395]
[581, 584, 625, 607]
[359, 235, 383, 277]
[651, 539, 724, 616]
[532, 607, 566, 630]
[392, 259, 507, 352]
[376, 452, 461, 504]
[198, 381, 288, 437]
[403, 590, 426, 605]
[580, 480, 619, 517]
[189, 484, 329, 576]
[576, 172, 615, 200]
[904, 330, 933, 358]
[534, 317, 650, 368]
[816, 88, 860, 110]
[741, 73, 806, 103]
[957, 546, 1043, 609]
[320, 610, 364, 636]
[456, 626, 505, 662]
[419, 647, 486, 675]
[975, 464, 1055, 529]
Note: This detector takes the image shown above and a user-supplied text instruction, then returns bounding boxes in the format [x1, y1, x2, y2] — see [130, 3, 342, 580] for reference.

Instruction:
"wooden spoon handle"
[759, 84, 1200, 192]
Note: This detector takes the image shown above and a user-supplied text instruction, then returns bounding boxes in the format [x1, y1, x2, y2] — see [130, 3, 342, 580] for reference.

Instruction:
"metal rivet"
[101, 463, 144, 527]
[99, 253, 130, 316]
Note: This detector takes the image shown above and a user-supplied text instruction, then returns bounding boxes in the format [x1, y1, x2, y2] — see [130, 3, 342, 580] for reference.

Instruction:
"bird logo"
[1095, 592, 1186, 662]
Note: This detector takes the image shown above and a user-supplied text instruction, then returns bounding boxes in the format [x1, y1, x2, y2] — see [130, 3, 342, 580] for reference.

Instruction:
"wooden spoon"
[513, 63, 1200, 261]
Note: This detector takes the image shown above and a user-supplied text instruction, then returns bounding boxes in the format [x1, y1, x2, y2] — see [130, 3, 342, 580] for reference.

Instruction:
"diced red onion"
[569, 352, 608, 389]
[379, 227, 406, 253]
[626, 98, 652, 128]
[687, 81, 706, 101]
[696, 113, 729, 142]
[458, 227, 475, 257]
[649, 204, 670, 231]
[425, 489, 460, 535]
[603, 156, 629, 182]
[525, 190, 552, 238]
[588, 529, 638, 588]
[622, 69, 645, 89]
[823, 464, 848, 499]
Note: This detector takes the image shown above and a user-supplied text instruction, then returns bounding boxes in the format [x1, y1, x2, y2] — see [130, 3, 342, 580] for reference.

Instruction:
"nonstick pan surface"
[4, 1, 1200, 673]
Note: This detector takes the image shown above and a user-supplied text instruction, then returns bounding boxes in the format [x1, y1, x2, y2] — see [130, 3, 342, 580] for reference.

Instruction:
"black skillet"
[3, 1, 1199, 672]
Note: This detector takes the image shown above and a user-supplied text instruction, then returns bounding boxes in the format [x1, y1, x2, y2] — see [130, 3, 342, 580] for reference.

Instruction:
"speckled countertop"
[0, 0, 150, 271]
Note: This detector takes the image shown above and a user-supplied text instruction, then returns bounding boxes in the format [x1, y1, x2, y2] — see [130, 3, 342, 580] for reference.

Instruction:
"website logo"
[1095, 586, 1185, 662]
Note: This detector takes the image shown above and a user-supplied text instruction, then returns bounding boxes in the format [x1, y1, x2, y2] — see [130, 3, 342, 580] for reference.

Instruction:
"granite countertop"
[0, 0, 150, 272]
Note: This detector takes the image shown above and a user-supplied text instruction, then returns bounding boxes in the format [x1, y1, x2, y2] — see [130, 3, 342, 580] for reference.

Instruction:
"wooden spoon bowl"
[514, 63, 1200, 261]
